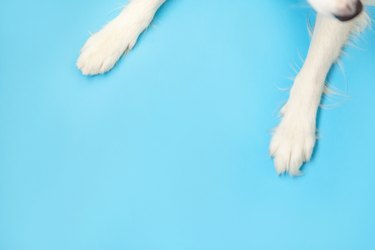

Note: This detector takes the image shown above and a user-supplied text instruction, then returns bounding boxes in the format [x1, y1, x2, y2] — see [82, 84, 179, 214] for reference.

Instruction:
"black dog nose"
[334, 1, 363, 22]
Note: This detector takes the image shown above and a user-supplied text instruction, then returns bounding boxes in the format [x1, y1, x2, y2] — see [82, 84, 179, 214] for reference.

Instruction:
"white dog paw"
[77, 19, 139, 75]
[270, 112, 317, 176]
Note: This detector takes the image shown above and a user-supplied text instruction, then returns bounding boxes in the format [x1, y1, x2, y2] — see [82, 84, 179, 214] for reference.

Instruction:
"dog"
[77, 0, 372, 175]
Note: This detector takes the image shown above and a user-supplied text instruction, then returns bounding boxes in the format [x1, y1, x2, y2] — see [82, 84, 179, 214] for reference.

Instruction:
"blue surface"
[1, 1, 375, 249]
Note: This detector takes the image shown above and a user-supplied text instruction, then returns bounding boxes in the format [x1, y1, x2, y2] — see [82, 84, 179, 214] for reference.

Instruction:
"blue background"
[1, 1, 375, 249]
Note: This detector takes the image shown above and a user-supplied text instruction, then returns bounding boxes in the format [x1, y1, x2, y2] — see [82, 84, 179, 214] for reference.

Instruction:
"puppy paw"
[270, 108, 317, 176]
[77, 19, 139, 75]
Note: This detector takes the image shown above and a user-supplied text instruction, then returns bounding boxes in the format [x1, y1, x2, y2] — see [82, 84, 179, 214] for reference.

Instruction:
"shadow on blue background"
[0, 1, 374, 249]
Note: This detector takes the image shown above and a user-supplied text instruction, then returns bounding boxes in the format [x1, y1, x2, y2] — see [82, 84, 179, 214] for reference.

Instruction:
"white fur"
[77, 1, 372, 175]
[309, 0, 360, 17]
[309, 0, 373, 17]
[270, 12, 369, 175]
[77, 0, 165, 75]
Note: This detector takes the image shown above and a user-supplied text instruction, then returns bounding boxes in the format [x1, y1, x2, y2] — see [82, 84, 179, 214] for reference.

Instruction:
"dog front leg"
[270, 13, 369, 175]
[77, 0, 166, 75]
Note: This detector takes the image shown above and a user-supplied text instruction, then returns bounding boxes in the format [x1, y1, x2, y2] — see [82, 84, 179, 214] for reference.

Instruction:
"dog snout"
[334, 0, 363, 22]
